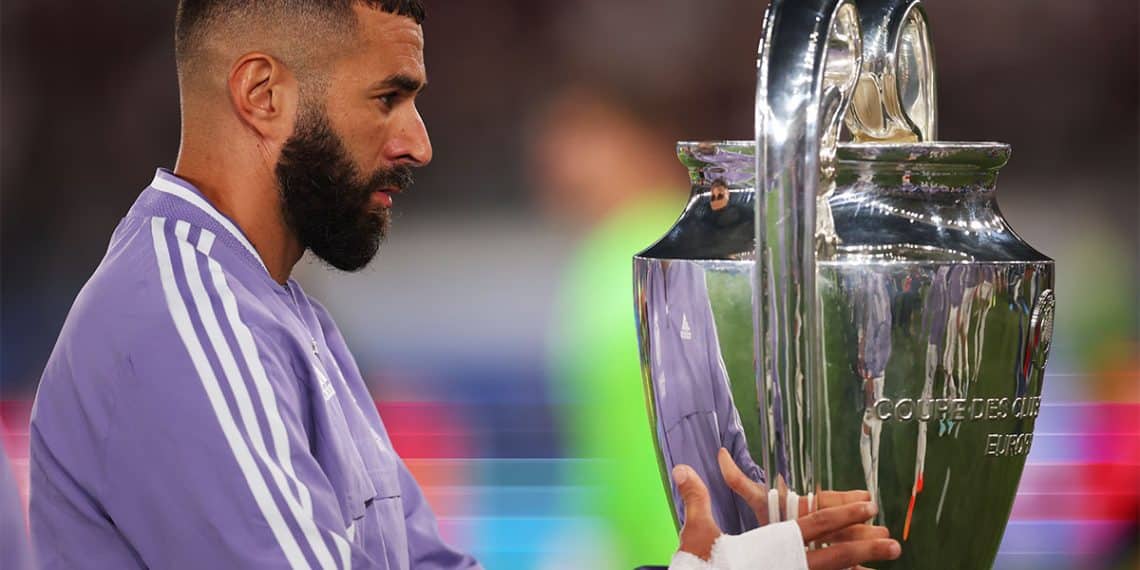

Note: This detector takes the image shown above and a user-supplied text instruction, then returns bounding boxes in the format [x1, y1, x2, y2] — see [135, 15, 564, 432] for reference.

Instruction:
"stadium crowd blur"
[2, 1, 1137, 568]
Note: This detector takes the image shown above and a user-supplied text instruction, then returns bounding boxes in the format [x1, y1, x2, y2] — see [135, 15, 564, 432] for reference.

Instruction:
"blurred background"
[2, 1, 1137, 568]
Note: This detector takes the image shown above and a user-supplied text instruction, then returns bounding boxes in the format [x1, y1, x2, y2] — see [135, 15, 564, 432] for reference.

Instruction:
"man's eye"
[377, 93, 397, 109]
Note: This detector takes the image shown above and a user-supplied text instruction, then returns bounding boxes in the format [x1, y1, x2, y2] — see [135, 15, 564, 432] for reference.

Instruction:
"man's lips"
[370, 187, 402, 208]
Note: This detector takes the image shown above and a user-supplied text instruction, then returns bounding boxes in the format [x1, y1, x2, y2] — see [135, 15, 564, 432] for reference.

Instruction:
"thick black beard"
[276, 108, 413, 272]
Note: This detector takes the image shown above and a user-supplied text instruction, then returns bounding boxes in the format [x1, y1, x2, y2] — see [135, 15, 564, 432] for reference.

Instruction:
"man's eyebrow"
[373, 73, 426, 93]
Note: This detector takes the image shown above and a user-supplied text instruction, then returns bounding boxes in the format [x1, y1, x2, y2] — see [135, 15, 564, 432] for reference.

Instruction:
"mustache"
[366, 165, 415, 193]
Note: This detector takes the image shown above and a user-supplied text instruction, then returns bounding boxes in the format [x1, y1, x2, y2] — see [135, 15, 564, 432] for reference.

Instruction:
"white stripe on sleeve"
[204, 243, 312, 516]
[150, 217, 311, 570]
[203, 233, 356, 568]
[173, 221, 340, 570]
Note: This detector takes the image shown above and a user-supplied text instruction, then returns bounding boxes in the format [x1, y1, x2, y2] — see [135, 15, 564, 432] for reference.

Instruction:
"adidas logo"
[680, 313, 692, 340]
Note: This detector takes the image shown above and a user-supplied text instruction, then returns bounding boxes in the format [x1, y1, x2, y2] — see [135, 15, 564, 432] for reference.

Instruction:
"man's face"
[276, 8, 431, 272]
[710, 182, 729, 211]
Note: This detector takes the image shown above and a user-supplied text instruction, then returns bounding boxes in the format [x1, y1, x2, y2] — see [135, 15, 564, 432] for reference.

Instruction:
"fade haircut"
[174, 0, 425, 85]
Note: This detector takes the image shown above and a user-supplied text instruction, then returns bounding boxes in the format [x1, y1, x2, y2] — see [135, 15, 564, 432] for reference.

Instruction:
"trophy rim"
[676, 139, 1009, 149]
[676, 140, 1011, 170]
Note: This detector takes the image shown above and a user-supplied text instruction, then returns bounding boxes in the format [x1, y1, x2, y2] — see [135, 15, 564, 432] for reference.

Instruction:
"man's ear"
[227, 52, 298, 144]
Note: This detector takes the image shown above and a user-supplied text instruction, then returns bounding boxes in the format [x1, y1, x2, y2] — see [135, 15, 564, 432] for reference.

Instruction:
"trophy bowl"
[634, 140, 1054, 568]
[633, 2, 1055, 566]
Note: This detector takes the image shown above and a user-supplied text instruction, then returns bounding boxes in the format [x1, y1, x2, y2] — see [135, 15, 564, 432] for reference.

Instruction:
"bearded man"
[29, 2, 480, 568]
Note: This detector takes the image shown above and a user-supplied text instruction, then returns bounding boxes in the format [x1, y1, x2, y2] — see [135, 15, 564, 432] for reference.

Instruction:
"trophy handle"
[753, 0, 862, 518]
[847, 0, 938, 142]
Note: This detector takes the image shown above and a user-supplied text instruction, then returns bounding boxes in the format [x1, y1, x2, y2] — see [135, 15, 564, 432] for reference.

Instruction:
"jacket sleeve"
[701, 282, 764, 487]
[99, 218, 377, 569]
[392, 455, 482, 569]
[307, 296, 482, 570]
[100, 315, 376, 570]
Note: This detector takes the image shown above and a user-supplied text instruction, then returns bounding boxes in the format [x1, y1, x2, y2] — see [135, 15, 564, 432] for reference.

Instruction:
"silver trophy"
[633, 0, 1055, 567]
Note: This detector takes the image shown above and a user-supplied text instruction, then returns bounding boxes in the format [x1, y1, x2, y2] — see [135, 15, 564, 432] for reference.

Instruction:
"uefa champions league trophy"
[633, 0, 1056, 567]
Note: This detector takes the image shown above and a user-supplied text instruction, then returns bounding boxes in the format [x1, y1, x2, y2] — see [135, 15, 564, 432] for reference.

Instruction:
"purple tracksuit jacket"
[30, 170, 481, 570]
[645, 260, 763, 534]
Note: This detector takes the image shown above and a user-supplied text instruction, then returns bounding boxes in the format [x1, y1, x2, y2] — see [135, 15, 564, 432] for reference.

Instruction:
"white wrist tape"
[669, 520, 809, 570]
[669, 549, 714, 570]
[711, 520, 808, 570]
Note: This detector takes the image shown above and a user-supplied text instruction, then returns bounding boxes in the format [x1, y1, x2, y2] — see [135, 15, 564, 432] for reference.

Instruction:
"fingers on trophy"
[675, 450, 900, 569]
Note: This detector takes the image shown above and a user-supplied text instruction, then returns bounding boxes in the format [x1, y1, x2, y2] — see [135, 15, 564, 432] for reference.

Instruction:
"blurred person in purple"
[28, 1, 479, 568]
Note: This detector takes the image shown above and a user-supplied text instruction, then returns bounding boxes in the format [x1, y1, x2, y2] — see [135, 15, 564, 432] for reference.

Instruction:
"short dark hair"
[175, 1, 425, 75]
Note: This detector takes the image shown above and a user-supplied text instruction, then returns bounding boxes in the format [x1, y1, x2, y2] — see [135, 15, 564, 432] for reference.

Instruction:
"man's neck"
[173, 159, 302, 285]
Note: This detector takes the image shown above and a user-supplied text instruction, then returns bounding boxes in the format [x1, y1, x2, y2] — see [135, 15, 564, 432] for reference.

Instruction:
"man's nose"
[387, 107, 432, 167]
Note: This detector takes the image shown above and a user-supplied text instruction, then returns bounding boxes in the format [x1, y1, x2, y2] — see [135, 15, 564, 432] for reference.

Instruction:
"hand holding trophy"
[673, 450, 899, 569]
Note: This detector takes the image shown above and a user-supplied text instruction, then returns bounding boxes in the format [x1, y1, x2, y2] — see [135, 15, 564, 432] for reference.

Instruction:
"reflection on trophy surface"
[640, 259, 763, 534]
[632, 0, 1056, 567]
